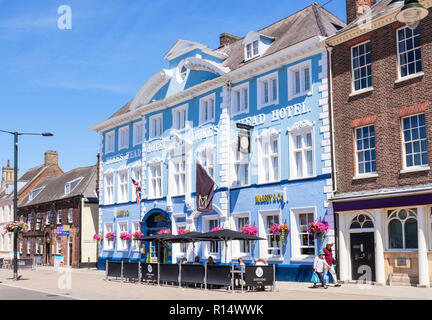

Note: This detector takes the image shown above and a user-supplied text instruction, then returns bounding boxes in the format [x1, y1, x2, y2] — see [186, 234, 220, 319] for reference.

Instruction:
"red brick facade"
[330, 9, 432, 194]
[18, 198, 81, 267]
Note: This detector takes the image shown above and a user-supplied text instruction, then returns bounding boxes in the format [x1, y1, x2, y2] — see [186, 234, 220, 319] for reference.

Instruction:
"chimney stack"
[44, 150, 58, 167]
[219, 33, 240, 48]
[1, 160, 15, 191]
[346, 0, 376, 25]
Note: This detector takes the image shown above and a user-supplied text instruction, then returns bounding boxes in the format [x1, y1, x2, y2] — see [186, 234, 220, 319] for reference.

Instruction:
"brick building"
[327, 0, 432, 287]
[0, 151, 63, 259]
[17, 165, 99, 268]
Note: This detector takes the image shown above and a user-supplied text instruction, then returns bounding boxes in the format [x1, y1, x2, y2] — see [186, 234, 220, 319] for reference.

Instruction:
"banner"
[196, 163, 215, 212]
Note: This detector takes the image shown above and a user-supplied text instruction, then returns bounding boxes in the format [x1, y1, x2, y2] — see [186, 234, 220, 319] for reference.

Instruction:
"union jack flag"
[131, 178, 142, 204]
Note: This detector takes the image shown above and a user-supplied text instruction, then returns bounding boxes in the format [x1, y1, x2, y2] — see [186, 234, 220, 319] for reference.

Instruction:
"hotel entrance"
[142, 209, 172, 264]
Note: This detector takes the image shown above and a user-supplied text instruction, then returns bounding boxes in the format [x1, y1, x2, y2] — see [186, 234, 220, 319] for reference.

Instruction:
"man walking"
[323, 242, 341, 287]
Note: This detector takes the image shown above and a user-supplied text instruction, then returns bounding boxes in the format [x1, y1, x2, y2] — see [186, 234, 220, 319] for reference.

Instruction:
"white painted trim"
[104, 130, 115, 155]
[199, 92, 216, 126]
[148, 113, 163, 140]
[256, 71, 279, 110]
[118, 125, 129, 151]
[230, 82, 250, 117]
[290, 207, 317, 261]
[287, 59, 313, 101]
[132, 120, 144, 147]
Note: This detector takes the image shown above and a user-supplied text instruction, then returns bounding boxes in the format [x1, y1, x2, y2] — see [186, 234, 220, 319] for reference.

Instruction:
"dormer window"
[65, 177, 84, 195]
[29, 186, 44, 201]
[246, 40, 259, 60]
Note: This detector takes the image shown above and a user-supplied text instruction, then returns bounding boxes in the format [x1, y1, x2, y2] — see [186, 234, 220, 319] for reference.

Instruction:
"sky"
[0, 0, 347, 177]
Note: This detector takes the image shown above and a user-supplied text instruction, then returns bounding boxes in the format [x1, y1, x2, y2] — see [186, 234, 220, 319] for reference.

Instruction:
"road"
[0, 267, 430, 300]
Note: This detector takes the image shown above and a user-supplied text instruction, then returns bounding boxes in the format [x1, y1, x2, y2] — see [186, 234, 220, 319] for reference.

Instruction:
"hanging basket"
[5, 221, 27, 233]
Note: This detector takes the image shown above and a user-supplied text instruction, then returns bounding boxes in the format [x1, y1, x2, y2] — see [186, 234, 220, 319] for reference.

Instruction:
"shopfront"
[333, 193, 432, 287]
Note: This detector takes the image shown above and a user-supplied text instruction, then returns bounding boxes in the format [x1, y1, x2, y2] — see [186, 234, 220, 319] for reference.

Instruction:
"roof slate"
[19, 165, 98, 207]
[100, 3, 345, 125]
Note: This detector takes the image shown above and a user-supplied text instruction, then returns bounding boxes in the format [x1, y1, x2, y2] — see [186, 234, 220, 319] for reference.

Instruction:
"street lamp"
[0, 129, 53, 281]
[396, 0, 429, 30]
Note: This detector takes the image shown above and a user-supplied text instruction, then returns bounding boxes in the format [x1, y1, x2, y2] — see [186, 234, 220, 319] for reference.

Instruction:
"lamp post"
[396, 0, 429, 29]
[0, 130, 53, 281]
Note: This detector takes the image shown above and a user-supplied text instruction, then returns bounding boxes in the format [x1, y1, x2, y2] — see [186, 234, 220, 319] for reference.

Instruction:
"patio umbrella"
[169, 232, 203, 259]
[193, 229, 265, 263]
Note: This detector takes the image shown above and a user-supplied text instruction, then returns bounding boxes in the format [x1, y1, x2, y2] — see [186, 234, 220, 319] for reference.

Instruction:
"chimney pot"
[346, 0, 376, 25]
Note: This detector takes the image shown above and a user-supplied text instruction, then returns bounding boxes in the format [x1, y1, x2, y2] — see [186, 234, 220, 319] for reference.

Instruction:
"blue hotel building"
[90, 4, 345, 281]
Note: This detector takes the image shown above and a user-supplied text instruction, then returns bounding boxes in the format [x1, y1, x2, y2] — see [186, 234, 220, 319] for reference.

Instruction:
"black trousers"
[316, 272, 326, 287]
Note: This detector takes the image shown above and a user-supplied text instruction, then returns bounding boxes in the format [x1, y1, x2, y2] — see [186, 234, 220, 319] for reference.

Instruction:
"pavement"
[0, 266, 430, 300]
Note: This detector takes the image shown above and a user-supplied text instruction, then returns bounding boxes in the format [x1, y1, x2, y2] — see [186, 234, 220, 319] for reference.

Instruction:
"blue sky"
[0, 0, 346, 176]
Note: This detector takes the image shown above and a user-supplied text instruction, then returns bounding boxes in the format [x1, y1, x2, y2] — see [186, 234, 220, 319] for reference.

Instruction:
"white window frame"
[289, 126, 316, 180]
[105, 130, 115, 154]
[29, 186, 44, 201]
[132, 221, 141, 252]
[68, 208, 73, 224]
[131, 165, 143, 203]
[57, 210, 62, 225]
[104, 223, 114, 251]
[245, 40, 259, 61]
[231, 148, 250, 188]
[396, 26, 423, 80]
[64, 177, 83, 195]
[386, 208, 418, 250]
[231, 82, 249, 116]
[19, 239, 23, 254]
[148, 161, 163, 199]
[104, 172, 114, 205]
[354, 124, 377, 176]
[232, 212, 252, 259]
[199, 93, 215, 125]
[351, 41, 372, 93]
[258, 209, 283, 260]
[287, 60, 312, 101]
[56, 237, 61, 255]
[118, 125, 129, 151]
[290, 207, 317, 262]
[197, 147, 215, 179]
[257, 71, 278, 109]
[27, 238, 31, 255]
[258, 132, 280, 184]
[117, 169, 129, 204]
[401, 113, 428, 170]
[172, 104, 188, 131]
[202, 215, 220, 257]
[117, 221, 129, 251]
[133, 121, 144, 146]
[149, 113, 163, 140]
[172, 157, 186, 197]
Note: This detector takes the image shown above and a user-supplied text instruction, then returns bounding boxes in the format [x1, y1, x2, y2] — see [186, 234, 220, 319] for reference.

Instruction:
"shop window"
[387, 208, 418, 249]
[236, 216, 250, 254]
[265, 214, 281, 255]
[104, 223, 114, 250]
[117, 221, 128, 251]
[350, 214, 374, 229]
[208, 219, 219, 254]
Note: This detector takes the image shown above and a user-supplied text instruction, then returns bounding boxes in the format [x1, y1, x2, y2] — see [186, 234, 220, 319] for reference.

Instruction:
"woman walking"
[313, 250, 330, 289]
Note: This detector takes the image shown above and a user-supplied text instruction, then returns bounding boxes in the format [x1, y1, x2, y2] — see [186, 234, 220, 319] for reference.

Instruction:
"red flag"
[196, 163, 215, 212]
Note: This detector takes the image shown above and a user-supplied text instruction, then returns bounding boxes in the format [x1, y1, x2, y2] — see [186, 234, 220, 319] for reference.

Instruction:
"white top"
[313, 256, 329, 273]
[255, 262, 265, 266]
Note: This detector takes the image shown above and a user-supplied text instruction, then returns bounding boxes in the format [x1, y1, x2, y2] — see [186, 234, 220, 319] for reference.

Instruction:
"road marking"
[0, 283, 86, 300]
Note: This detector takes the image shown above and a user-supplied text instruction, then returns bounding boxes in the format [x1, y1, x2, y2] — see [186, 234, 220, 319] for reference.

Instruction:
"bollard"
[273, 264, 276, 292]
[121, 261, 124, 283]
[178, 263, 182, 289]
[88, 257, 90, 269]
[157, 262, 160, 286]
[204, 263, 207, 291]
[105, 260, 108, 281]
[231, 264, 234, 294]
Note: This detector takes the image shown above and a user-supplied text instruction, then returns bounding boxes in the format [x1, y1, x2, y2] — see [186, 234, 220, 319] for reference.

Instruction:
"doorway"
[350, 232, 375, 282]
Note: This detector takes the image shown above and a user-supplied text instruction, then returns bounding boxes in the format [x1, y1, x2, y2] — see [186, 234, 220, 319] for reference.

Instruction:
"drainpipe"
[326, 44, 340, 279]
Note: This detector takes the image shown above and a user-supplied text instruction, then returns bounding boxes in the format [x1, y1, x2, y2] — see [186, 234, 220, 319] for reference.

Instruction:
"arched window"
[387, 208, 418, 249]
[350, 214, 374, 229]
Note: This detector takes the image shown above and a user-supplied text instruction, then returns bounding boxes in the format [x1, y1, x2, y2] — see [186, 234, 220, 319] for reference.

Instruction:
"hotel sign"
[116, 210, 130, 217]
[105, 149, 141, 165]
[255, 193, 285, 204]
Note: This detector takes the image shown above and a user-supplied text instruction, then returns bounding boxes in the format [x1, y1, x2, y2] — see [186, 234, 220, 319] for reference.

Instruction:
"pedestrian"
[193, 256, 201, 264]
[235, 257, 245, 287]
[207, 256, 215, 264]
[313, 250, 329, 289]
[181, 257, 188, 264]
[255, 258, 265, 266]
[323, 242, 341, 287]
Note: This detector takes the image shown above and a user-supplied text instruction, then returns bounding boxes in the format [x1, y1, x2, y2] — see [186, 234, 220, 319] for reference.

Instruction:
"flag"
[131, 178, 141, 204]
[196, 163, 215, 212]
